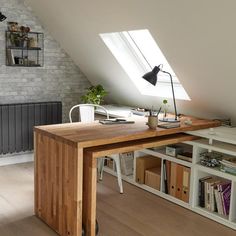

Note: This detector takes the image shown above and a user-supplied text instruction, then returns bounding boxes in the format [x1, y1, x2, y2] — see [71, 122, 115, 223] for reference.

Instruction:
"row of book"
[199, 176, 231, 216]
[163, 161, 191, 203]
[220, 159, 236, 176]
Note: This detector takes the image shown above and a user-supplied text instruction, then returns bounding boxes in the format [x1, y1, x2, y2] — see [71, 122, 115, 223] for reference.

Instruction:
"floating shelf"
[5, 30, 44, 67]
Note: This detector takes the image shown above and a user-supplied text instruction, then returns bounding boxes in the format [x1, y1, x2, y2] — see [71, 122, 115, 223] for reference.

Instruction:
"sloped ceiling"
[24, 0, 236, 121]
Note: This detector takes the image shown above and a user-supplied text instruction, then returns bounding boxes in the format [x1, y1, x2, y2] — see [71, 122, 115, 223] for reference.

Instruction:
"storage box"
[145, 167, 161, 190]
[136, 155, 161, 184]
[166, 145, 183, 157]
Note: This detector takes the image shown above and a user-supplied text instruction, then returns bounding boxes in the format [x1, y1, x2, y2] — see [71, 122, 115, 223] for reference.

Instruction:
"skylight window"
[100, 29, 190, 100]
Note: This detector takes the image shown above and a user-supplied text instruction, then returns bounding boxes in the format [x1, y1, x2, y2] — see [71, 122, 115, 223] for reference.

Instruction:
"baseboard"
[0, 152, 34, 166]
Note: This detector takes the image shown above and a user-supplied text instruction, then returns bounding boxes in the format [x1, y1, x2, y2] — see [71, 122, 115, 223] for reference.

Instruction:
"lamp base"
[159, 118, 180, 123]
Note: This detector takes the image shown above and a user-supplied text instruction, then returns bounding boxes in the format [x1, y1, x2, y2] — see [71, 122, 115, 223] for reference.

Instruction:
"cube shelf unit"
[5, 30, 44, 67]
[103, 126, 236, 230]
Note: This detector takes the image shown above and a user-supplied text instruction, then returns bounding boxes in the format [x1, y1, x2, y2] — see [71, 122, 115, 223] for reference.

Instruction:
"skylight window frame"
[100, 29, 190, 100]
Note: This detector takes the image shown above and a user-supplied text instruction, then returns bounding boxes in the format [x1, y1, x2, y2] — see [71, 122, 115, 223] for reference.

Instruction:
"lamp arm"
[162, 70, 178, 120]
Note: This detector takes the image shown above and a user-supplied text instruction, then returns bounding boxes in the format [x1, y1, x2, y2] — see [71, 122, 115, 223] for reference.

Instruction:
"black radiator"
[0, 101, 62, 154]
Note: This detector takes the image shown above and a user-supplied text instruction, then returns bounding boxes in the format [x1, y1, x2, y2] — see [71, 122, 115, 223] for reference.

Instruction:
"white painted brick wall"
[0, 0, 91, 122]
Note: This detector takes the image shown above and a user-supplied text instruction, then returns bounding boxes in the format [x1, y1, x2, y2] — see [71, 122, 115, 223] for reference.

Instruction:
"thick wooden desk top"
[34, 116, 221, 148]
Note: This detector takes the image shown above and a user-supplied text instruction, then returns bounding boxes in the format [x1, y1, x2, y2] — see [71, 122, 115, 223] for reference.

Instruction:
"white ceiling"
[24, 0, 236, 121]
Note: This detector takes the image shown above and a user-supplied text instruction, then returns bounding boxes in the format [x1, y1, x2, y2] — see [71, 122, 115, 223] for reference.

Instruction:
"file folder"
[182, 167, 191, 203]
[175, 164, 183, 200]
[170, 162, 177, 197]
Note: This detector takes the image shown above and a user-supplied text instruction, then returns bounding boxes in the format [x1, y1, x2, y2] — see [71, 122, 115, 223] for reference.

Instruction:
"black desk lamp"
[0, 12, 6, 22]
[142, 64, 179, 123]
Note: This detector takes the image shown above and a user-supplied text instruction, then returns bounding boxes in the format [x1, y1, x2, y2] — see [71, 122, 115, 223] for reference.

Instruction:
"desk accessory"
[99, 118, 135, 125]
[142, 64, 179, 123]
[147, 116, 158, 129]
[158, 123, 180, 129]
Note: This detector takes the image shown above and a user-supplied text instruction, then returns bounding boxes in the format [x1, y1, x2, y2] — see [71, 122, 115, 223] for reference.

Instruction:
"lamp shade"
[142, 65, 161, 86]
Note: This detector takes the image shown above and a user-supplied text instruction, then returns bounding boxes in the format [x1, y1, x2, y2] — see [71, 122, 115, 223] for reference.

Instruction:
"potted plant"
[80, 85, 108, 121]
[162, 99, 168, 120]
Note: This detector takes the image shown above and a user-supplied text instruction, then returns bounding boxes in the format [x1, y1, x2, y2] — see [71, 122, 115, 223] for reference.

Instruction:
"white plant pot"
[80, 106, 95, 123]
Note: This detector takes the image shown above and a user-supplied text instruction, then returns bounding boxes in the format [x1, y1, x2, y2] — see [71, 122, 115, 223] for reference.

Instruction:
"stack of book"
[199, 177, 231, 216]
[220, 159, 236, 175]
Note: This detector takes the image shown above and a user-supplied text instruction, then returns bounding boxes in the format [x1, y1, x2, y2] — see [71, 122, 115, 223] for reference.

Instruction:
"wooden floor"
[0, 163, 235, 236]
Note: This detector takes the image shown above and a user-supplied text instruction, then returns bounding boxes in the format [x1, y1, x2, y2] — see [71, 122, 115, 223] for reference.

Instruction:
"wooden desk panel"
[34, 116, 221, 236]
[34, 116, 220, 148]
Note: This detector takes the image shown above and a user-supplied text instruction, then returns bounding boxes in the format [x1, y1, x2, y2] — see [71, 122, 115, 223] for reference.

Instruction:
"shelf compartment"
[196, 164, 236, 182]
[103, 166, 190, 209]
[143, 148, 192, 168]
[194, 169, 233, 221]
[190, 138, 236, 157]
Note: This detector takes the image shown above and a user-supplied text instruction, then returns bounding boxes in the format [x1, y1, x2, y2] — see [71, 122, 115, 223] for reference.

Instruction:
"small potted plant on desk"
[80, 84, 108, 121]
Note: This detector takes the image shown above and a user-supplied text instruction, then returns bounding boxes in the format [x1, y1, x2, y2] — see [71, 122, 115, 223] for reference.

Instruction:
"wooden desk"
[34, 116, 220, 236]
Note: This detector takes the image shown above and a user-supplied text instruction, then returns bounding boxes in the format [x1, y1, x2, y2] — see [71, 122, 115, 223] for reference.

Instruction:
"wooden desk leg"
[34, 132, 83, 236]
[83, 152, 97, 236]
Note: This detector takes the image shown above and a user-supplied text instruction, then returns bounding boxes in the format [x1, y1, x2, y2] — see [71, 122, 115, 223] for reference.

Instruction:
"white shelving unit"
[103, 126, 236, 230]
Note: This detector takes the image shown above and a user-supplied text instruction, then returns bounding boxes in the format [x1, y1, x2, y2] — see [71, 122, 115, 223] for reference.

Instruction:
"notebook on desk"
[99, 118, 135, 125]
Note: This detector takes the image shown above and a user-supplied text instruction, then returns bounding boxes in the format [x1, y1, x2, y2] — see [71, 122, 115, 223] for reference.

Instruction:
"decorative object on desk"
[142, 64, 179, 123]
[147, 115, 158, 129]
[184, 118, 192, 125]
[0, 11, 7, 22]
[199, 151, 223, 167]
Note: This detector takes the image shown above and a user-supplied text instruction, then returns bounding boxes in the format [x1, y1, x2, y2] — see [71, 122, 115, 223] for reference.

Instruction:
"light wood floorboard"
[0, 162, 235, 236]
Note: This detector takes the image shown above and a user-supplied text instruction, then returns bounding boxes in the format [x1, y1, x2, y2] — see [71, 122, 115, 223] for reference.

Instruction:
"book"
[100, 119, 135, 125]
[220, 183, 231, 215]
[204, 178, 219, 211]
[177, 152, 192, 162]
[199, 177, 212, 207]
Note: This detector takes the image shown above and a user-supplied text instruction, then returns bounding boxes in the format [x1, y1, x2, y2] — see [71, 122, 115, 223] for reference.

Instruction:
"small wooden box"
[136, 156, 161, 184]
[145, 167, 161, 190]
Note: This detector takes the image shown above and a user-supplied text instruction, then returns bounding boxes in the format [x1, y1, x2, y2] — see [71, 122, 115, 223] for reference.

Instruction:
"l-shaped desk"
[34, 116, 220, 236]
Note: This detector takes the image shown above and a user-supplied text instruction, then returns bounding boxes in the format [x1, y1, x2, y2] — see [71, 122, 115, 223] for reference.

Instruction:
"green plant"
[81, 85, 108, 105]
[162, 99, 168, 117]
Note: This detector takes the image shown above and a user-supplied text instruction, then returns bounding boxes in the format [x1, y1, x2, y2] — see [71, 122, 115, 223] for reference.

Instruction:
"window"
[100, 29, 190, 100]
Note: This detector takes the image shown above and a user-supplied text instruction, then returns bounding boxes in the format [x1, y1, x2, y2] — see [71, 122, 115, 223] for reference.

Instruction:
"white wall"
[24, 0, 236, 121]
